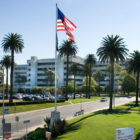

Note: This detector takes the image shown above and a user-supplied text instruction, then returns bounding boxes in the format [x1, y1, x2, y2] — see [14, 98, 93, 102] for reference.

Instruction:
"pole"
[54, 3, 58, 112]
[2, 68, 5, 140]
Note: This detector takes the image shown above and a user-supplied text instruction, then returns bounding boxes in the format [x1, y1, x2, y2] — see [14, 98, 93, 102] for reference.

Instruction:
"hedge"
[0, 99, 65, 106]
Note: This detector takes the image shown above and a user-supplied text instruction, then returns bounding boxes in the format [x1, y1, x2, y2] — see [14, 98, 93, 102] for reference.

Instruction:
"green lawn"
[56, 110, 140, 140]
[0, 102, 70, 115]
[69, 97, 101, 104]
[115, 101, 140, 111]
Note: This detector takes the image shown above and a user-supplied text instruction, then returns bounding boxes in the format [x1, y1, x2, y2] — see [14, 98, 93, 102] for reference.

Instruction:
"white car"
[100, 97, 108, 102]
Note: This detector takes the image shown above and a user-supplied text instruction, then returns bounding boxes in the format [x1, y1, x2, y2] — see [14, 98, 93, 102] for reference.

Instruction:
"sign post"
[116, 127, 134, 140]
[23, 120, 30, 140]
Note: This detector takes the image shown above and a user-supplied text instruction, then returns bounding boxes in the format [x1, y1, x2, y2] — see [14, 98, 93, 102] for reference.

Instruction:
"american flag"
[57, 8, 76, 42]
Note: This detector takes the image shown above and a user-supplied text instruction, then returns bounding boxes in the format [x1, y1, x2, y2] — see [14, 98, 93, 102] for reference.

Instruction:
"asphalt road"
[0, 97, 136, 139]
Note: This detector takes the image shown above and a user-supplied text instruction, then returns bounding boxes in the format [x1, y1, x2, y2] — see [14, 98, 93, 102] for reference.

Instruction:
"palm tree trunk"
[88, 64, 91, 99]
[109, 61, 114, 111]
[65, 55, 69, 100]
[10, 50, 14, 104]
[73, 74, 76, 99]
[135, 71, 139, 106]
[6, 68, 8, 99]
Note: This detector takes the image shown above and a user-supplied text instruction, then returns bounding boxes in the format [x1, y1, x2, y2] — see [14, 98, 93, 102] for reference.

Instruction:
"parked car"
[100, 97, 108, 102]
[56, 96, 65, 100]
[23, 96, 32, 101]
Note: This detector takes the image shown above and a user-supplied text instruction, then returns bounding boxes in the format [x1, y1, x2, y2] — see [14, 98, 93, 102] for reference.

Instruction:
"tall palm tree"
[59, 40, 78, 99]
[69, 63, 81, 99]
[0, 55, 11, 99]
[2, 33, 24, 103]
[97, 35, 128, 111]
[127, 51, 140, 106]
[85, 54, 96, 99]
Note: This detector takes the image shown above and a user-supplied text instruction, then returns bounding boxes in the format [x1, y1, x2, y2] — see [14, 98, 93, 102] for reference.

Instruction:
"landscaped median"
[56, 109, 140, 140]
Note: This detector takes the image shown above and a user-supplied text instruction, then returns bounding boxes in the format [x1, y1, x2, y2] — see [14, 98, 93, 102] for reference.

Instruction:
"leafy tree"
[69, 63, 81, 99]
[121, 74, 136, 95]
[85, 54, 96, 98]
[15, 75, 27, 89]
[45, 87, 62, 95]
[83, 76, 97, 95]
[2, 33, 24, 103]
[82, 64, 90, 98]
[32, 86, 44, 94]
[44, 69, 55, 86]
[61, 82, 74, 95]
[0, 55, 11, 98]
[94, 70, 104, 96]
[127, 51, 140, 106]
[59, 40, 77, 99]
[97, 35, 128, 111]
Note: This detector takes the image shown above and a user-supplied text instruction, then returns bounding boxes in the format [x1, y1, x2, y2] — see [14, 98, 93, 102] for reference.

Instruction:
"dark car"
[23, 96, 32, 101]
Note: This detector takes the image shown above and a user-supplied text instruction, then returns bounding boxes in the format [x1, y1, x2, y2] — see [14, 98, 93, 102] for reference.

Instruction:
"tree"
[15, 75, 27, 89]
[96, 35, 128, 111]
[2, 33, 24, 104]
[69, 63, 81, 99]
[127, 51, 140, 106]
[59, 40, 78, 99]
[44, 69, 55, 86]
[85, 54, 96, 98]
[32, 86, 44, 94]
[82, 64, 90, 98]
[82, 76, 97, 95]
[0, 55, 11, 98]
[121, 74, 136, 95]
[94, 70, 104, 96]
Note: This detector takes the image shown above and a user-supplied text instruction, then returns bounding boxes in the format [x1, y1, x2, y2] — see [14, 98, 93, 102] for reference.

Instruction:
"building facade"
[13, 56, 84, 89]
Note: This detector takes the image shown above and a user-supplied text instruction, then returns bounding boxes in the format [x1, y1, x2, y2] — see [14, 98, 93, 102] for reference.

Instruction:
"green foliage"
[45, 87, 62, 95]
[83, 76, 97, 87]
[53, 120, 67, 136]
[121, 74, 136, 94]
[29, 128, 46, 140]
[32, 86, 45, 94]
[61, 82, 74, 94]
[95, 85, 104, 93]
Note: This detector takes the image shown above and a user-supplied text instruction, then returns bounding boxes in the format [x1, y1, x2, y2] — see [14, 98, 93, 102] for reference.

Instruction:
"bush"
[29, 128, 46, 140]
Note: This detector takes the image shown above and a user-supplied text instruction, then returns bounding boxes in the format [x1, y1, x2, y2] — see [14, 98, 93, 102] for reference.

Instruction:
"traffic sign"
[23, 120, 30, 124]
[4, 109, 9, 114]
[4, 133, 11, 139]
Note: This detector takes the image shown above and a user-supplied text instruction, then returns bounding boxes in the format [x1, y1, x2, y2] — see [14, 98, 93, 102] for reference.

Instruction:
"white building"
[13, 56, 84, 89]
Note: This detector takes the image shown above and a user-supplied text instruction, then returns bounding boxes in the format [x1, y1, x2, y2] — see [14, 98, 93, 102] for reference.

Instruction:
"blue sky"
[0, 0, 140, 64]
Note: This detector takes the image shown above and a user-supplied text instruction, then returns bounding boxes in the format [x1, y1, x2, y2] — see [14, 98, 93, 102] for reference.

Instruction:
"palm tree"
[97, 35, 128, 111]
[59, 40, 77, 99]
[2, 33, 24, 103]
[69, 63, 81, 99]
[127, 51, 140, 106]
[85, 54, 96, 99]
[0, 55, 11, 99]
[94, 70, 104, 96]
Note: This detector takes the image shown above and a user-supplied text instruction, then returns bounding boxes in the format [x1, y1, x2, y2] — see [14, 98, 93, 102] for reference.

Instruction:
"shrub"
[28, 128, 46, 140]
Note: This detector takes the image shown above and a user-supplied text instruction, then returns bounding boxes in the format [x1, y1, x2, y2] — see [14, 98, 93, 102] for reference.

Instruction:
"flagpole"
[54, 3, 58, 112]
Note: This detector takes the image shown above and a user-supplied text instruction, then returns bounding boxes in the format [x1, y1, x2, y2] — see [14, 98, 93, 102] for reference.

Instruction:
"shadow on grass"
[56, 109, 130, 140]
[66, 109, 130, 130]
[135, 132, 140, 140]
